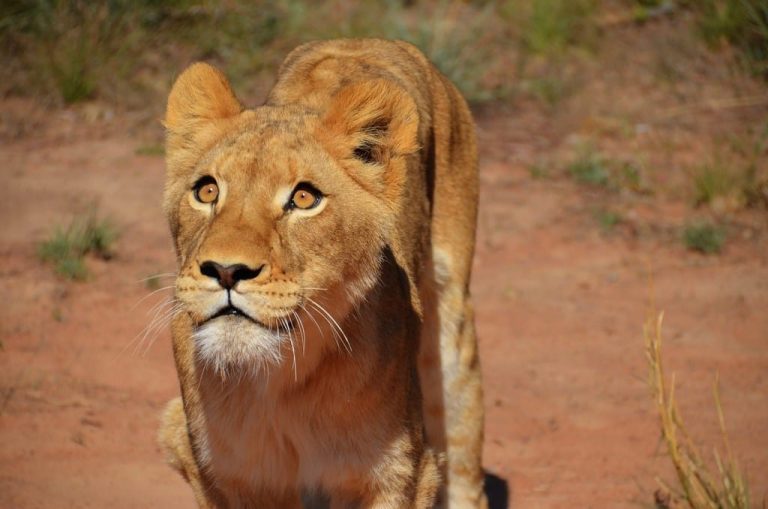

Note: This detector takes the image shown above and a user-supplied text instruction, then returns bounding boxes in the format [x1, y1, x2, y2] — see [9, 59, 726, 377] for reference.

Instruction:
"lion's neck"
[188, 268, 423, 489]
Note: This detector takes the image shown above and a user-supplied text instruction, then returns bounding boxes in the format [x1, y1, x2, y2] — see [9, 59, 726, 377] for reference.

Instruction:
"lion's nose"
[199, 261, 263, 290]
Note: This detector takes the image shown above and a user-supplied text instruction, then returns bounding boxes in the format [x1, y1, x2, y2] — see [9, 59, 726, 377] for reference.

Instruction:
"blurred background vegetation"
[2, 0, 767, 242]
[1, 0, 766, 106]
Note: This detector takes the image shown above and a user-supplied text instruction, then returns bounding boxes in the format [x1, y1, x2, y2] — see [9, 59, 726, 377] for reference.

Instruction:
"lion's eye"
[289, 184, 322, 210]
[194, 176, 219, 204]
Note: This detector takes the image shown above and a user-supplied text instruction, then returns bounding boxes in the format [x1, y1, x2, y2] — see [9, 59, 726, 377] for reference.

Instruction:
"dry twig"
[644, 311, 752, 509]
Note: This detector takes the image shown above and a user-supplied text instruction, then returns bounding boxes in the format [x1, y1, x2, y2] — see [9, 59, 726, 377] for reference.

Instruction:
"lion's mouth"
[205, 305, 295, 332]
[210, 304, 250, 321]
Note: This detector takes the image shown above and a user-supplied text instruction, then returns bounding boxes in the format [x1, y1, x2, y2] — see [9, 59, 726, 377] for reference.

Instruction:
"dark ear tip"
[354, 144, 376, 164]
[353, 118, 391, 164]
[320, 79, 419, 162]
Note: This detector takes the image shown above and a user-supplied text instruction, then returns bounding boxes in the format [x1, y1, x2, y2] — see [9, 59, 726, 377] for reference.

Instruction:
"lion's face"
[163, 65, 419, 376]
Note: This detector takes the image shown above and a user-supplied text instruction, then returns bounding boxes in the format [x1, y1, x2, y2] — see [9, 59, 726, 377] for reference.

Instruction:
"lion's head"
[163, 63, 421, 377]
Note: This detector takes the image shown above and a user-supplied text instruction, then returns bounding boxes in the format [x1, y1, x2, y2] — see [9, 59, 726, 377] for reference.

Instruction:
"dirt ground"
[1, 89, 767, 509]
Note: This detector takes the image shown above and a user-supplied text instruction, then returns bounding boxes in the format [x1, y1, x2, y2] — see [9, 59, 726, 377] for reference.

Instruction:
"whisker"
[119, 298, 177, 359]
[292, 309, 307, 356]
[306, 297, 352, 354]
[138, 305, 183, 357]
[140, 304, 183, 357]
[135, 300, 181, 354]
[137, 272, 177, 283]
[289, 317, 298, 381]
[308, 298, 351, 353]
[142, 297, 178, 324]
[144, 293, 178, 317]
[306, 301, 341, 352]
[196, 359, 208, 393]
[299, 302, 325, 341]
[130, 285, 176, 311]
[281, 316, 298, 382]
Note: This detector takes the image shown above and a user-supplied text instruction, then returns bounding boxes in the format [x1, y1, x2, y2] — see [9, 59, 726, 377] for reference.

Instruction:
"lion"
[158, 38, 486, 508]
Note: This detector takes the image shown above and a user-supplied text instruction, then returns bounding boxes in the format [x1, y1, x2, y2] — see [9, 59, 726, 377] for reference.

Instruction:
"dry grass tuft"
[644, 311, 753, 509]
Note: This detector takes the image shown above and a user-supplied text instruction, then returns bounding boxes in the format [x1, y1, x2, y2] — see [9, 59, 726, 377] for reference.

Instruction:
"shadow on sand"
[485, 471, 510, 509]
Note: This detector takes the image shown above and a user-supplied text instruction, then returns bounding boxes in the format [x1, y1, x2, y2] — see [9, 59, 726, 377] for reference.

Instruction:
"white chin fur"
[194, 317, 284, 379]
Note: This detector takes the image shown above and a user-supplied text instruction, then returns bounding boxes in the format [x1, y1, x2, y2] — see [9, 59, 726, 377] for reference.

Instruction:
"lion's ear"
[320, 79, 419, 165]
[165, 62, 242, 130]
[164, 63, 243, 168]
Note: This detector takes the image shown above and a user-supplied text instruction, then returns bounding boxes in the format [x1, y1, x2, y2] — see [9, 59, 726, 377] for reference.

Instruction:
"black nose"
[199, 261, 262, 290]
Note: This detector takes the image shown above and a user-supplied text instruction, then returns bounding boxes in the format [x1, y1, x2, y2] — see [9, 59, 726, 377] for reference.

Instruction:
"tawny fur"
[158, 39, 486, 508]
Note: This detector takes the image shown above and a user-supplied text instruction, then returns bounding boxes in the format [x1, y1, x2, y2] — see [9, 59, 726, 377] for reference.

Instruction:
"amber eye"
[194, 176, 219, 204]
[289, 184, 322, 210]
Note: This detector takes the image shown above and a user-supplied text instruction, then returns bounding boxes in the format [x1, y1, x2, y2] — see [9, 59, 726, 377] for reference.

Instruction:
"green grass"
[618, 162, 647, 193]
[743, 166, 768, 208]
[693, 0, 768, 78]
[736, 122, 768, 208]
[38, 211, 118, 280]
[52, 35, 96, 104]
[135, 144, 164, 157]
[568, 146, 610, 186]
[0, 1, 514, 105]
[528, 162, 550, 179]
[683, 222, 726, 254]
[0, 0, 165, 104]
[594, 209, 623, 232]
[2, 0, 765, 108]
[514, 0, 598, 57]
[309, 1, 508, 103]
[501, 0, 596, 106]
[630, 0, 670, 23]
[390, 2, 506, 103]
[526, 76, 568, 107]
[692, 159, 739, 206]
[692, 126, 768, 209]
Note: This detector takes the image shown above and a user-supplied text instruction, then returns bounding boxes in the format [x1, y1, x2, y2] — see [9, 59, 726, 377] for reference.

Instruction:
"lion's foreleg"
[423, 284, 487, 509]
[441, 301, 486, 509]
[158, 397, 217, 509]
[327, 440, 439, 509]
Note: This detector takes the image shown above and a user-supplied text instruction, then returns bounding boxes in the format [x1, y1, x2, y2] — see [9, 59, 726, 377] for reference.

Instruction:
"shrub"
[594, 209, 622, 232]
[683, 222, 726, 254]
[512, 0, 598, 56]
[692, 159, 739, 207]
[1, 1, 141, 102]
[568, 146, 610, 186]
[325, 1, 508, 103]
[38, 211, 118, 280]
[693, 0, 768, 78]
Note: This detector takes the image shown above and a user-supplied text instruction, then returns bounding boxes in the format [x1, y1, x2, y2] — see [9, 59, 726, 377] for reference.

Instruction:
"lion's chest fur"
[200, 390, 299, 488]
[198, 383, 333, 489]
[194, 347, 404, 496]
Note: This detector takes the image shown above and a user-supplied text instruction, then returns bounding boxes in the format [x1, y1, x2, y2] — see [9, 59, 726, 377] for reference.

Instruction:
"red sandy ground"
[0, 101, 766, 508]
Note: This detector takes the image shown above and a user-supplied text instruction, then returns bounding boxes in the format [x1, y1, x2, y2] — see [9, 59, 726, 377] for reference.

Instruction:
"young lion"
[158, 39, 486, 508]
